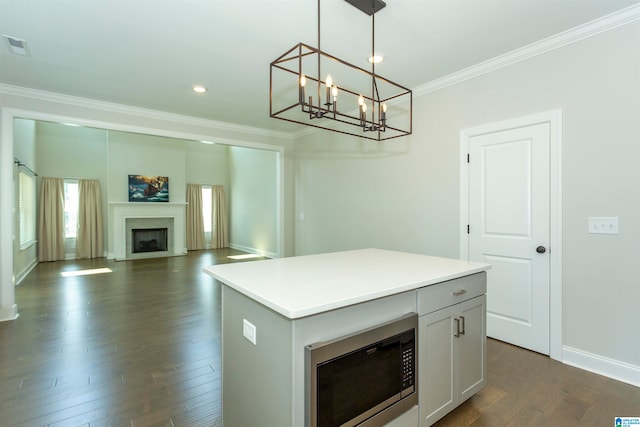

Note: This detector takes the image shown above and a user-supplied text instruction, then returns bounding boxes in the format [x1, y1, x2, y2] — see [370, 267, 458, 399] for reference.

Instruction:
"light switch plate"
[243, 319, 257, 345]
[588, 217, 619, 234]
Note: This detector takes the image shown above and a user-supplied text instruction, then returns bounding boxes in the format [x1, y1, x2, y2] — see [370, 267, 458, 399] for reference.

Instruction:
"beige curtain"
[212, 185, 229, 249]
[76, 179, 104, 259]
[186, 183, 206, 250]
[38, 177, 65, 262]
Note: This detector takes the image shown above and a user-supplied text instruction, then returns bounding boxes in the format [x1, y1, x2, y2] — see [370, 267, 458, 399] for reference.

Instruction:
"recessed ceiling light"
[200, 140, 215, 145]
[192, 85, 207, 93]
[368, 52, 384, 64]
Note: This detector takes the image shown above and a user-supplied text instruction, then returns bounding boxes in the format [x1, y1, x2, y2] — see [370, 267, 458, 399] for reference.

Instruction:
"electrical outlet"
[588, 217, 619, 235]
[243, 319, 257, 345]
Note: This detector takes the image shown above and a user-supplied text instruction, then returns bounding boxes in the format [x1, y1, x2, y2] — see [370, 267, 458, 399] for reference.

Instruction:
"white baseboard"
[563, 345, 640, 387]
[229, 243, 277, 259]
[15, 259, 38, 285]
[65, 250, 110, 261]
[0, 304, 19, 322]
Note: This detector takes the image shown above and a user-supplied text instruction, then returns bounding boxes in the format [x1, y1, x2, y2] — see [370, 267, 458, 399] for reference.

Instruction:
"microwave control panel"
[402, 346, 414, 389]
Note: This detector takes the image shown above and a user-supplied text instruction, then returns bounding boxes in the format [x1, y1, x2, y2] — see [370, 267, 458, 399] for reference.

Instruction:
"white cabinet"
[457, 296, 486, 404]
[417, 273, 487, 427]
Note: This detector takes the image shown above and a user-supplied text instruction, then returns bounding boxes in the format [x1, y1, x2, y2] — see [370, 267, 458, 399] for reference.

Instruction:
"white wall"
[185, 141, 230, 188]
[294, 22, 640, 381]
[107, 130, 188, 203]
[229, 146, 279, 257]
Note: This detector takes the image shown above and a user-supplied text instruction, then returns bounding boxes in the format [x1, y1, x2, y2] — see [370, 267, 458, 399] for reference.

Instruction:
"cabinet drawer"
[417, 272, 486, 315]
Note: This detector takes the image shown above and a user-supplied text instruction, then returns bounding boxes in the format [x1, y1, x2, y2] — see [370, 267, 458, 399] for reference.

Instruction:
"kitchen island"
[203, 248, 490, 427]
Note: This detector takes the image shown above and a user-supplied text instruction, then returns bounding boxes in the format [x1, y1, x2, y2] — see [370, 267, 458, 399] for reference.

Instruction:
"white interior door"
[467, 123, 550, 355]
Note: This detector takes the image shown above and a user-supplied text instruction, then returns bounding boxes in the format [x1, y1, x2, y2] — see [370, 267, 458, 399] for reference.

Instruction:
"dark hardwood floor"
[1, 250, 638, 426]
[435, 340, 640, 427]
[0, 249, 264, 427]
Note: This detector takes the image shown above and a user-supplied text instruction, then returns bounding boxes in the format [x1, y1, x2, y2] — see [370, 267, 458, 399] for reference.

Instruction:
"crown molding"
[414, 3, 640, 98]
[0, 83, 294, 140]
[292, 4, 639, 140]
[1, 4, 637, 141]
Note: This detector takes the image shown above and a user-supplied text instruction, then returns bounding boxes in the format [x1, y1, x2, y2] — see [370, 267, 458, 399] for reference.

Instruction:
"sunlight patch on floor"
[61, 268, 113, 277]
[227, 254, 263, 260]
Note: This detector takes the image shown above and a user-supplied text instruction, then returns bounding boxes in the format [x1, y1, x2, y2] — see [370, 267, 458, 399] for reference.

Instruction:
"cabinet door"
[419, 305, 456, 427]
[459, 295, 487, 402]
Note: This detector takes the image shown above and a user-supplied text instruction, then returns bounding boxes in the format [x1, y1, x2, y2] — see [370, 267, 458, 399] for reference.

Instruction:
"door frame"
[459, 110, 563, 361]
[1, 105, 287, 322]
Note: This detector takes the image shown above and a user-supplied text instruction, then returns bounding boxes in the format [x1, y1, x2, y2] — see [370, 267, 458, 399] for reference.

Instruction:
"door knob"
[536, 246, 546, 254]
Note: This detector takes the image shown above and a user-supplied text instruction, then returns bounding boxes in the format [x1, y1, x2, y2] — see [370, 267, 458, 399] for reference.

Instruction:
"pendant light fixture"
[269, 0, 412, 141]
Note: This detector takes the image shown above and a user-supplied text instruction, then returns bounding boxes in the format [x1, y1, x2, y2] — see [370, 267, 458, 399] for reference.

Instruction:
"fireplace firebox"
[132, 228, 168, 254]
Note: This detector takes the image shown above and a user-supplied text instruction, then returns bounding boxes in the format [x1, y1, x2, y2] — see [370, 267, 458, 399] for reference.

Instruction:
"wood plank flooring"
[1, 250, 638, 426]
[435, 339, 640, 427]
[1, 249, 265, 427]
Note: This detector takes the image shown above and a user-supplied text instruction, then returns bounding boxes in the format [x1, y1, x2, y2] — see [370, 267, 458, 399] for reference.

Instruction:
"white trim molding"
[291, 4, 640, 140]
[110, 203, 186, 261]
[415, 3, 640, 98]
[0, 83, 294, 141]
[0, 107, 17, 322]
[15, 258, 38, 286]
[563, 345, 640, 387]
[229, 243, 277, 260]
[0, 98, 288, 322]
[0, 304, 19, 322]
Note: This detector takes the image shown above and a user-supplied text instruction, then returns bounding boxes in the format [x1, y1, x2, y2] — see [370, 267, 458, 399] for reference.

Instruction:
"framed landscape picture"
[128, 175, 169, 202]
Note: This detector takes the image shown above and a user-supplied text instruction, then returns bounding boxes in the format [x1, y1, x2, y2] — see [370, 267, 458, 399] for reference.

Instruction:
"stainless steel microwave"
[306, 313, 418, 427]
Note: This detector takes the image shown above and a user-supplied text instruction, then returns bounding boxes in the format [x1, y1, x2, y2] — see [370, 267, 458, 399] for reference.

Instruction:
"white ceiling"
[1, 0, 638, 133]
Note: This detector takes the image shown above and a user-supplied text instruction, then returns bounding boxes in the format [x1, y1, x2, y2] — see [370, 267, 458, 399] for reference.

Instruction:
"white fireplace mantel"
[109, 202, 187, 260]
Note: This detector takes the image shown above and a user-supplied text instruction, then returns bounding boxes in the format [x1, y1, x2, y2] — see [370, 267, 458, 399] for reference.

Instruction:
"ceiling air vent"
[2, 35, 30, 56]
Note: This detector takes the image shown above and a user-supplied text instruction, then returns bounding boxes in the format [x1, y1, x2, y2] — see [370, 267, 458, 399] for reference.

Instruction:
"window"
[18, 171, 36, 249]
[64, 180, 79, 238]
[202, 185, 212, 233]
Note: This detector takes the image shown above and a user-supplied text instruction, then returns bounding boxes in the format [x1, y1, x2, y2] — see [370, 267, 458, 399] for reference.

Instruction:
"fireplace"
[132, 228, 168, 254]
[124, 216, 175, 260]
[110, 203, 187, 260]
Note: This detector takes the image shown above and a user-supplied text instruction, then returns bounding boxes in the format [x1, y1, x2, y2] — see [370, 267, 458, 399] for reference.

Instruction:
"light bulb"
[358, 95, 365, 106]
[300, 74, 306, 87]
[362, 103, 367, 112]
[382, 103, 387, 112]
[331, 85, 338, 97]
[368, 53, 384, 64]
[325, 74, 332, 88]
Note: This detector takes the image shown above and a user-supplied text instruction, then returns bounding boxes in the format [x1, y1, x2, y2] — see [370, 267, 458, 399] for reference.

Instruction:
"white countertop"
[203, 248, 490, 319]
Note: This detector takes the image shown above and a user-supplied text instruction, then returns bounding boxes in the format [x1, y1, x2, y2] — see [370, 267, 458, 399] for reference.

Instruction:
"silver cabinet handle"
[459, 316, 465, 335]
[454, 318, 460, 337]
[452, 289, 467, 296]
